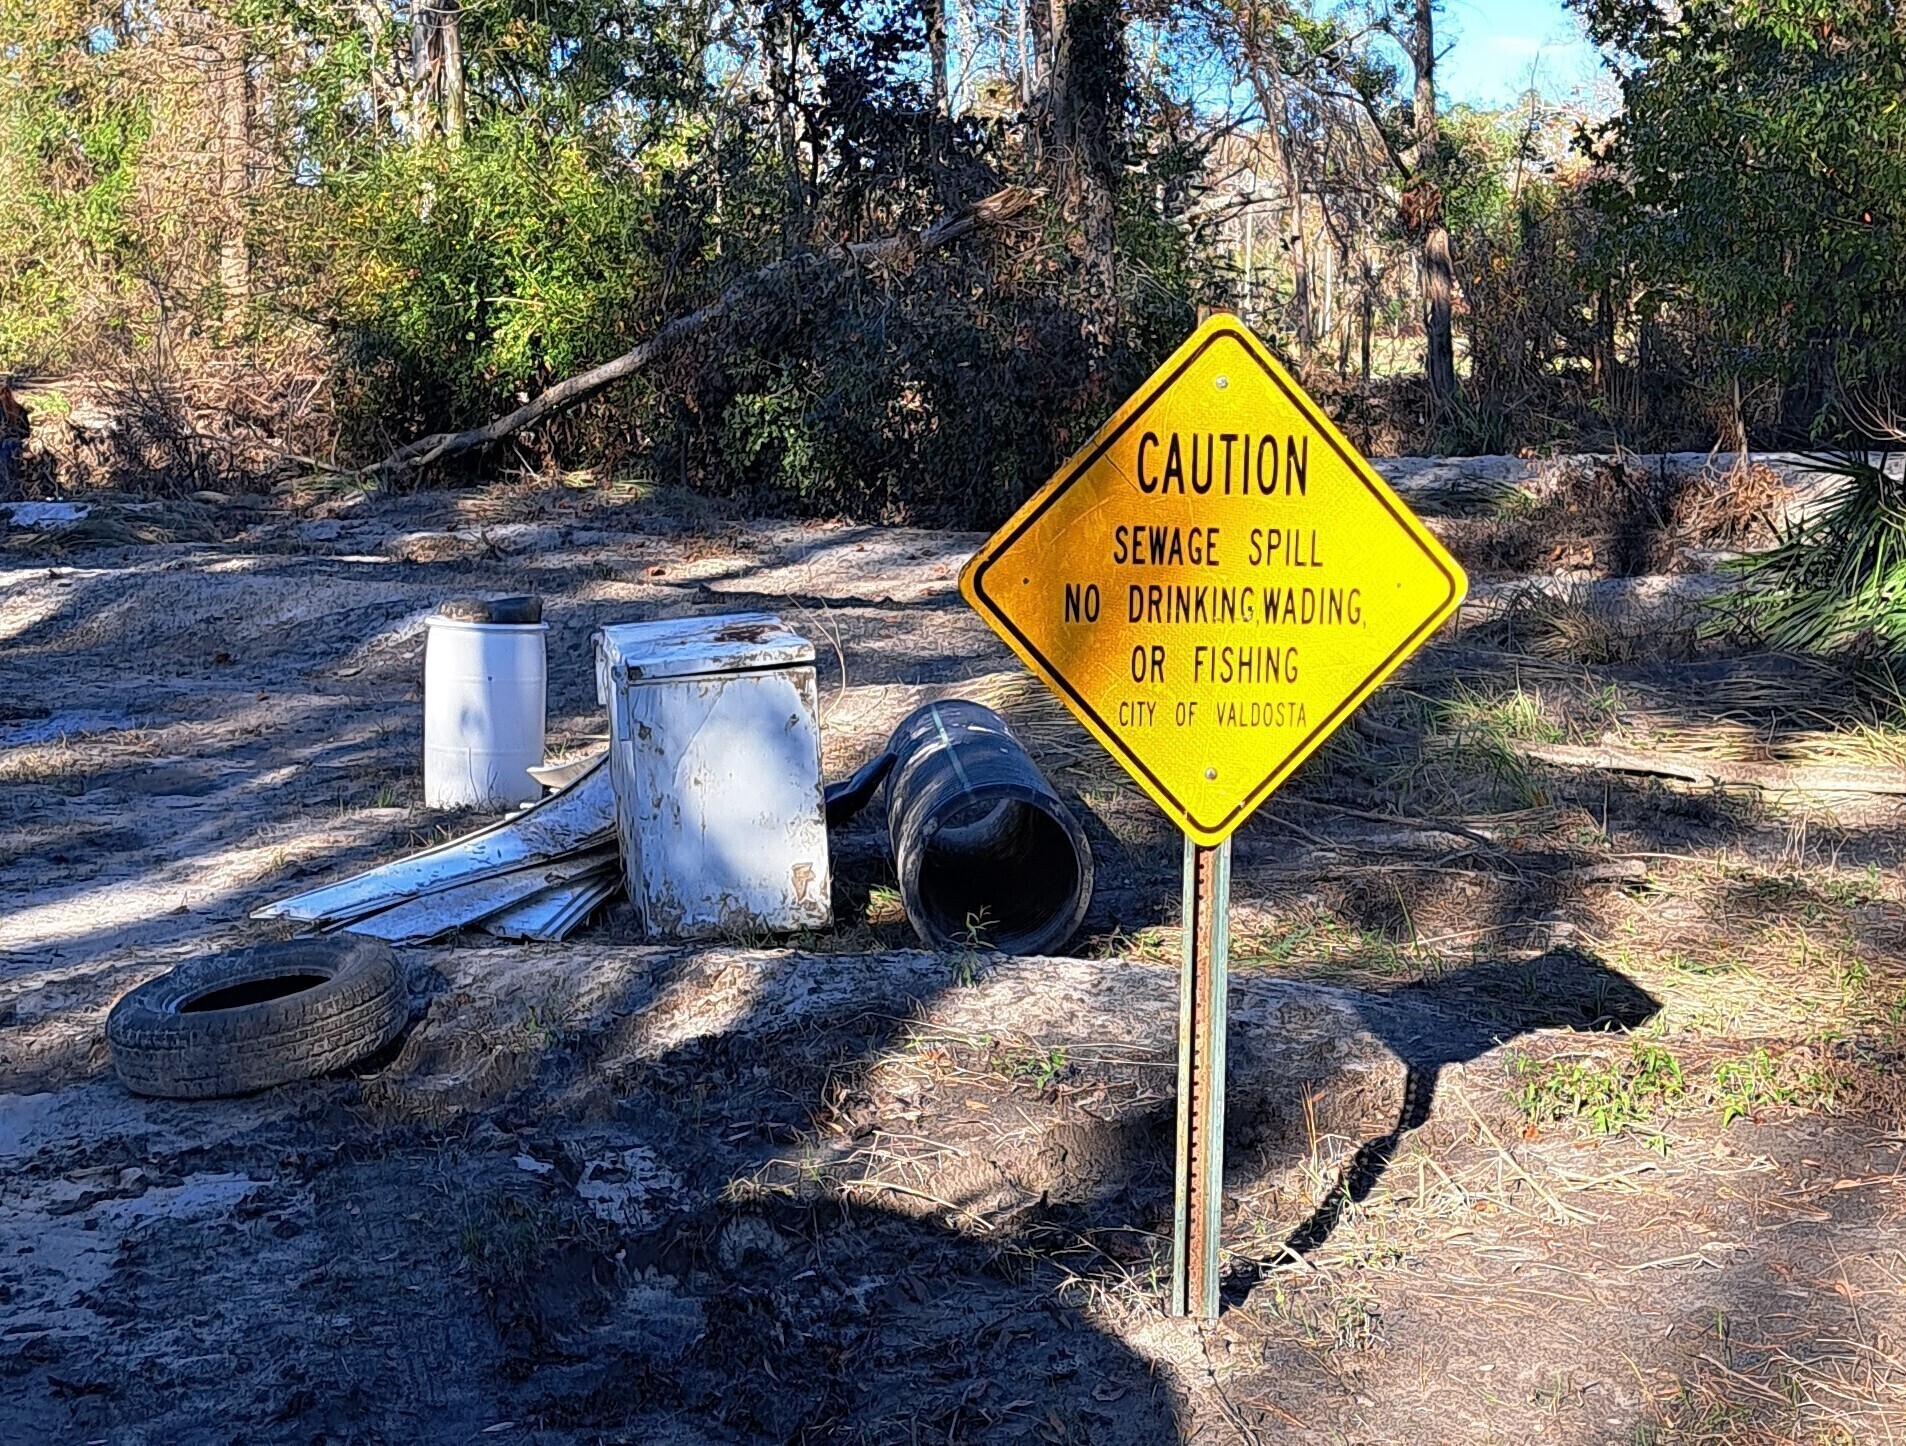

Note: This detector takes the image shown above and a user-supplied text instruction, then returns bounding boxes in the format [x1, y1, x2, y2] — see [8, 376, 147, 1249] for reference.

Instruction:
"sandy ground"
[2, 470, 1902, 1443]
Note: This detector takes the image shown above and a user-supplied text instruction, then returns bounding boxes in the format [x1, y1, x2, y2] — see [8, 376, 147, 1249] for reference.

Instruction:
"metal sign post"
[958, 311, 1466, 1323]
[1172, 836, 1229, 1318]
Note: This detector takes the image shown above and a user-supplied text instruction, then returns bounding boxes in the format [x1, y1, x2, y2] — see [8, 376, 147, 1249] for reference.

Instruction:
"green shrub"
[1721, 453, 1906, 656]
[313, 122, 696, 443]
[0, 0, 152, 368]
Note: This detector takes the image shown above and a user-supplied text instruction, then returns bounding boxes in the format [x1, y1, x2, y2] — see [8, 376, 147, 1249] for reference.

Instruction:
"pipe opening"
[885, 700, 1093, 956]
[914, 795, 1082, 954]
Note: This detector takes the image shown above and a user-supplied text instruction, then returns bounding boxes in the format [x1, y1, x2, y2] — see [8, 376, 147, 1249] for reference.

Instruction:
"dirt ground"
[2, 461, 1902, 1444]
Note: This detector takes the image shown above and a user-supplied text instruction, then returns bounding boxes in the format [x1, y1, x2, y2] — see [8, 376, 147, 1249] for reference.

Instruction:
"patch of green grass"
[457, 1194, 548, 1291]
[1030, 1047, 1068, 1089]
[1341, 929, 1418, 977]
[1583, 680, 1629, 733]
[1424, 683, 1564, 808]
[1488, 483, 1545, 520]
[1516, 1042, 1687, 1136]
[1250, 1278, 1386, 1355]
[1233, 918, 1324, 966]
[1227, 911, 1435, 984]
[959, 905, 996, 949]
[1521, 1040, 1846, 1134]
[519, 1004, 567, 1052]
[1432, 683, 1564, 745]
[1659, 948, 1738, 978]
[1712, 1048, 1842, 1126]
[983, 1039, 1069, 1089]
[1831, 953, 1870, 1003]
[1821, 862, 1889, 907]
[23, 388, 72, 419]
[1090, 924, 1175, 964]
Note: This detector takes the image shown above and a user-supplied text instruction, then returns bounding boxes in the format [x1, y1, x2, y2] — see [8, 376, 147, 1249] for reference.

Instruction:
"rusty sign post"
[1174, 835, 1229, 1317]
[960, 312, 1466, 1320]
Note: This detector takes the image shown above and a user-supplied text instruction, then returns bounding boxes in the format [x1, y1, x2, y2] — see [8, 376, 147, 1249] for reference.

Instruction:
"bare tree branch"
[366, 184, 1044, 476]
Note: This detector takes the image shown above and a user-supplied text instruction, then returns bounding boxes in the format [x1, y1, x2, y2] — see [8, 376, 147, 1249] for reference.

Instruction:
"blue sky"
[1438, 0, 1611, 109]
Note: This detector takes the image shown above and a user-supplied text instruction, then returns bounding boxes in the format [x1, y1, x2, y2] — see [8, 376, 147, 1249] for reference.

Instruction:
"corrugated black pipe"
[880, 700, 1093, 955]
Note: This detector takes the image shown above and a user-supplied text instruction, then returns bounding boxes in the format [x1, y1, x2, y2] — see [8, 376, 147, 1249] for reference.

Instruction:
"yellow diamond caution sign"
[961, 314, 1467, 845]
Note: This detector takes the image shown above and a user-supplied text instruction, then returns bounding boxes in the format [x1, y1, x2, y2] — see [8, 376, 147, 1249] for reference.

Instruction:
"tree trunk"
[765, 7, 806, 220]
[1593, 287, 1618, 403]
[1241, 205, 1254, 320]
[923, 0, 952, 197]
[1321, 234, 1334, 344]
[1289, 183, 1312, 352]
[361, 3, 383, 137]
[1409, 0, 1457, 403]
[925, 0, 949, 118]
[1250, 76, 1310, 352]
[1016, 0, 1034, 108]
[439, 2, 465, 142]
[1360, 276, 1374, 381]
[411, 0, 465, 144]
[214, 20, 251, 308]
[1027, 0, 1053, 141]
[1337, 279, 1352, 376]
[1039, 0, 1122, 346]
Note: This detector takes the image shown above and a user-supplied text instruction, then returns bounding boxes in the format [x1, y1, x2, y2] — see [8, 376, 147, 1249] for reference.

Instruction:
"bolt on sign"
[961, 312, 1466, 846]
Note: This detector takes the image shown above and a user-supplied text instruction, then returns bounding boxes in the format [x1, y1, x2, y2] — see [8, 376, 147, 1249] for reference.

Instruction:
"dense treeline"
[2, 0, 1903, 518]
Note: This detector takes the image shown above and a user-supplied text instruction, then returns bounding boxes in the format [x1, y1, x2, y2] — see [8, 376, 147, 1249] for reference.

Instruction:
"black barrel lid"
[438, 595, 543, 624]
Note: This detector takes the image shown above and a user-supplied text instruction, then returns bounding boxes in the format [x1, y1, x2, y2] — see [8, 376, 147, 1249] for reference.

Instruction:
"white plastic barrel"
[423, 609, 548, 809]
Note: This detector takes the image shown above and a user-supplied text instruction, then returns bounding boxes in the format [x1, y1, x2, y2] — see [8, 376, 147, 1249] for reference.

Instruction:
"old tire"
[107, 937, 408, 1099]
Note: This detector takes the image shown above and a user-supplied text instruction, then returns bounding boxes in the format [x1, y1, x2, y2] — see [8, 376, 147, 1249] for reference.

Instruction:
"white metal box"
[594, 613, 831, 939]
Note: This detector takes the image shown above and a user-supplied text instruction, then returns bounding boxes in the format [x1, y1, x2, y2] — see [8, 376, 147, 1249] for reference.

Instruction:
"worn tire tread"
[107, 937, 408, 1099]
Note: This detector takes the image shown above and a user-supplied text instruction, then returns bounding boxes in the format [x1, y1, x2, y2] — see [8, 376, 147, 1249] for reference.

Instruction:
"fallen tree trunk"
[1518, 741, 1906, 797]
[369, 184, 1042, 475]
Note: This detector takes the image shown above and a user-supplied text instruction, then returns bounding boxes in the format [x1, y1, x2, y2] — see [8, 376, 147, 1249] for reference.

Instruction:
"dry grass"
[1094, 898, 1508, 991]
[0, 740, 90, 788]
[1439, 455, 1791, 582]
[733, 1012, 1174, 1236]
[1635, 1286, 1906, 1446]
[1597, 654, 1906, 769]
[0, 495, 227, 554]
[0, 724, 167, 787]
[1353, 648, 1906, 833]
[1586, 858, 1903, 1037]
[1479, 586, 1699, 664]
